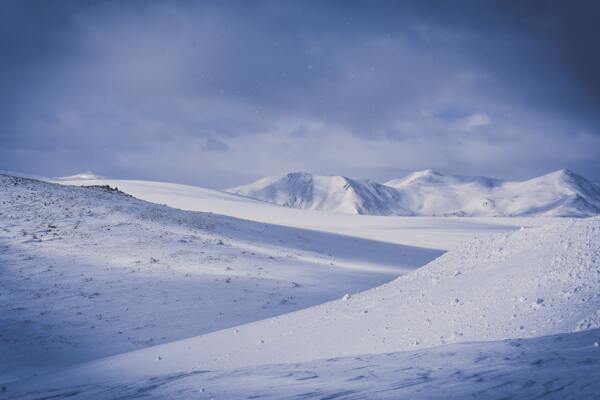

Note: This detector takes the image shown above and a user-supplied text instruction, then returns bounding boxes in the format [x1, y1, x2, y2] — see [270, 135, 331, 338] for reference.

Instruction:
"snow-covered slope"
[0, 174, 443, 383]
[11, 329, 600, 399]
[385, 169, 504, 216]
[228, 172, 413, 215]
[11, 216, 600, 396]
[228, 169, 600, 217]
[386, 168, 600, 217]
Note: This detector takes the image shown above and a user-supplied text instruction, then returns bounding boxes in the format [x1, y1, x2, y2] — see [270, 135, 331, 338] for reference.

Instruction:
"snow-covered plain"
[2, 172, 599, 399]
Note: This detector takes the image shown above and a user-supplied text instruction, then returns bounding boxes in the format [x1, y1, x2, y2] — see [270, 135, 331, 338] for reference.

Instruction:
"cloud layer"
[1, 0, 599, 187]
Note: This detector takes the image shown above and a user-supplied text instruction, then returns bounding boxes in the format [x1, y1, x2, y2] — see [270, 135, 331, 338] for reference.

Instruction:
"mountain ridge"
[227, 169, 600, 217]
[228, 171, 414, 215]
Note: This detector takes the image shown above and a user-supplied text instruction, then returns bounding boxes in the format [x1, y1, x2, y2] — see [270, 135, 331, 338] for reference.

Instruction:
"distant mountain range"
[227, 169, 600, 217]
[55, 172, 105, 181]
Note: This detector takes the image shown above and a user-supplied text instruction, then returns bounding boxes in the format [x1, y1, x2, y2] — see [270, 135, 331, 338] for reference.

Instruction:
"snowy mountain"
[55, 171, 105, 180]
[228, 169, 600, 217]
[386, 168, 600, 217]
[227, 171, 413, 215]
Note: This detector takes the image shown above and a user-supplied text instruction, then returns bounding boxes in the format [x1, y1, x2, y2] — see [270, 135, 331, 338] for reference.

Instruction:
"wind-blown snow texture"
[9, 329, 600, 399]
[229, 169, 600, 217]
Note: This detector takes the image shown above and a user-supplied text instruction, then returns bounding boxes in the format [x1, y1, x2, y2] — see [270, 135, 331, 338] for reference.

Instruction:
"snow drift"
[10, 216, 600, 395]
[115, 216, 600, 370]
[229, 169, 600, 217]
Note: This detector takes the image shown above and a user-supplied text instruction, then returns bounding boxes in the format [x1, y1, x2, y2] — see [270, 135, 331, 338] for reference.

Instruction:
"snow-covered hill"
[386, 168, 600, 217]
[228, 172, 413, 215]
[79, 217, 600, 369]
[9, 216, 600, 398]
[0, 174, 442, 383]
[228, 169, 600, 217]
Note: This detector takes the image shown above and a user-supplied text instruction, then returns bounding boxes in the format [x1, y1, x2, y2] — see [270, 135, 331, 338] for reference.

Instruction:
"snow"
[17, 216, 598, 379]
[387, 168, 600, 217]
[0, 174, 440, 382]
[54, 177, 554, 250]
[3, 172, 599, 399]
[228, 172, 413, 215]
[55, 172, 105, 181]
[9, 329, 600, 399]
[227, 169, 600, 217]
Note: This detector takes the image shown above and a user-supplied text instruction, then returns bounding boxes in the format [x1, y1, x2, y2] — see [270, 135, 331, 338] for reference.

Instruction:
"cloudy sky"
[1, 0, 599, 187]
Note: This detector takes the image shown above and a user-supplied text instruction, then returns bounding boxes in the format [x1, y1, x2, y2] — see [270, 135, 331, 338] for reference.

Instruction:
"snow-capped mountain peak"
[56, 172, 105, 181]
[386, 170, 501, 188]
[227, 172, 413, 215]
[388, 168, 600, 217]
[386, 169, 444, 186]
[543, 168, 598, 192]
[229, 169, 600, 217]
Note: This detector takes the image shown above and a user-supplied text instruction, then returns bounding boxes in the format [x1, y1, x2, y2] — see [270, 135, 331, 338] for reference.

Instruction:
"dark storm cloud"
[1, 0, 599, 187]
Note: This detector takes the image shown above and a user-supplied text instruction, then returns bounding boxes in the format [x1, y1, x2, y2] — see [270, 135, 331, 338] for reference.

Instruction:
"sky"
[1, 0, 600, 188]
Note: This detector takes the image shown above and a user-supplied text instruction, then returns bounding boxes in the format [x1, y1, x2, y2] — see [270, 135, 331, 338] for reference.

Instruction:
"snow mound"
[13, 216, 599, 392]
[228, 172, 413, 215]
[56, 171, 105, 180]
[229, 169, 600, 217]
[160, 216, 598, 370]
